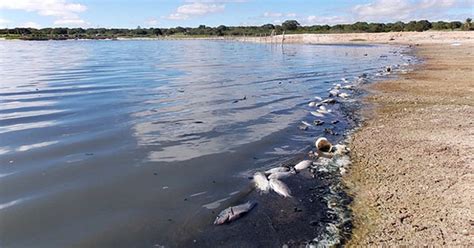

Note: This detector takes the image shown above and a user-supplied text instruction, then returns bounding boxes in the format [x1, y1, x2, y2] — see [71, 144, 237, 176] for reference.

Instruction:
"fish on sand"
[269, 179, 291, 198]
[253, 172, 270, 193]
[214, 201, 257, 225]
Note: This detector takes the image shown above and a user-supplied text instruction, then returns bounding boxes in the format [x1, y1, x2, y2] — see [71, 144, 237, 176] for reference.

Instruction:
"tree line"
[1, 19, 472, 40]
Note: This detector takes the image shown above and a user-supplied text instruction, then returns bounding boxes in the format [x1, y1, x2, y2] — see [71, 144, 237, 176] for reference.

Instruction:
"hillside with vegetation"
[1, 19, 472, 40]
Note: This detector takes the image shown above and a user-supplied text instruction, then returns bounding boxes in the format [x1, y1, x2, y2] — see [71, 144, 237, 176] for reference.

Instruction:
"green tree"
[261, 24, 275, 30]
[391, 21, 405, 32]
[449, 21, 462, 30]
[415, 20, 431, 31]
[282, 20, 300, 31]
[432, 21, 448, 30]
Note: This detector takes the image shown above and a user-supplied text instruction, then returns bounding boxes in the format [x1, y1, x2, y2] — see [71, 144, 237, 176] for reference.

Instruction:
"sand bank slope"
[345, 43, 474, 246]
[237, 31, 473, 45]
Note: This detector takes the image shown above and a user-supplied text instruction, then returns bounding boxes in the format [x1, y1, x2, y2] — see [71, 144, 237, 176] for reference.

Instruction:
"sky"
[0, 0, 472, 29]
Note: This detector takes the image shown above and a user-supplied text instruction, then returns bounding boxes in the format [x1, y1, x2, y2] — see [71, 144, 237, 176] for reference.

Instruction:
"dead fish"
[342, 85, 354, 90]
[321, 98, 336, 104]
[294, 160, 312, 171]
[318, 106, 331, 114]
[310, 111, 324, 117]
[308, 101, 317, 107]
[341, 78, 349, 83]
[213, 201, 257, 225]
[314, 96, 323, 101]
[253, 172, 270, 193]
[338, 93, 350, 99]
[329, 89, 339, 97]
[265, 167, 290, 175]
[301, 121, 312, 127]
[269, 179, 291, 198]
[268, 171, 294, 180]
[334, 84, 341, 90]
[315, 137, 332, 152]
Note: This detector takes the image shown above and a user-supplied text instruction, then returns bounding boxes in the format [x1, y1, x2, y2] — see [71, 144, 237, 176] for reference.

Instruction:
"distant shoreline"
[1, 31, 472, 46]
[1, 31, 473, 44]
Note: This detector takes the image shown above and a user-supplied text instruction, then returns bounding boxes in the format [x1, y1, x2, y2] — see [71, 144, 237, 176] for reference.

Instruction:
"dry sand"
[237, 31, 473, 45]
[345, 43, 474, 246]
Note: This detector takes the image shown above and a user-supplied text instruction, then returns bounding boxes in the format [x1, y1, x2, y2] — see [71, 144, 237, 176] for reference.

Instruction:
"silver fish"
[264, 166, 290, 175]
[213, 201, 257, 225]
[321, 98, 336, 104]
[268, 171, 294, 180]
[269, 179, 291, 198]
[294, 160, 312, 171]
[253, 172, 270, 193]
[310, 111, 324, 117]
[301, 121, 312, 127]
[338, 92, 350, 99]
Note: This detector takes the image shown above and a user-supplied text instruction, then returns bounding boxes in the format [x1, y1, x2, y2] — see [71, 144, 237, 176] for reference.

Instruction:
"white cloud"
[262, 12, 299, 18]
[0, 0, 87, 26]
[166, 2, 225, 20]
[352, 0, 468, 22]
[20, 21, 41, 28]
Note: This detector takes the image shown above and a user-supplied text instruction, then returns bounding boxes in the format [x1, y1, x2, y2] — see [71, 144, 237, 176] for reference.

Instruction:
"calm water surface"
[0, 40, 411, 247]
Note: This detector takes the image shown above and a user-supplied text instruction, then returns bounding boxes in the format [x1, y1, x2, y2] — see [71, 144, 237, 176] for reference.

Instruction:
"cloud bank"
[0, 0, 87, 26]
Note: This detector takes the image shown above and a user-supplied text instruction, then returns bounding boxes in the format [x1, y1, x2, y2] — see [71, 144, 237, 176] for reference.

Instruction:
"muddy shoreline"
[344, 43, 474, 246]
[177, 45, 417, 247]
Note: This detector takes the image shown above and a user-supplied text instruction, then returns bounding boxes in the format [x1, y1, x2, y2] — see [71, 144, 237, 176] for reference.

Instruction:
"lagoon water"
[0, 40, 411, 247]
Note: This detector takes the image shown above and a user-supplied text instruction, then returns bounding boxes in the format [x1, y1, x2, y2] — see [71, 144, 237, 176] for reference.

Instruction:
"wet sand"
[345, 43, 474, 245]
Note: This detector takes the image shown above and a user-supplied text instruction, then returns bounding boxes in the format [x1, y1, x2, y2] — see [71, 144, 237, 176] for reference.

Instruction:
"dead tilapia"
[264, 166, 290, 175]
[269, 179, 292, 198]
[213, 201, 257, 225]
[268, 171, 294, 180]
[294, 160, 312, 171]
[253, 172, 270, 193]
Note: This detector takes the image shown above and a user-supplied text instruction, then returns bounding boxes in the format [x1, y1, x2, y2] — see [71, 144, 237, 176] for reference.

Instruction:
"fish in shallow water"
[269, 179, 292, 198]
[265, 166, 290, 175]
[253, 172, 270, 193]
[310, 111, 324, 117]
[213, 201, 257, 225]
[268, 171, 294, 180]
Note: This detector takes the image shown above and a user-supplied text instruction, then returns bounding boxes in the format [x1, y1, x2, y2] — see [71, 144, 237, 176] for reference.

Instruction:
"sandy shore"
[237, 31, 473, 45]
[345, 43, 474, 245]
[240, 31, 474, 245]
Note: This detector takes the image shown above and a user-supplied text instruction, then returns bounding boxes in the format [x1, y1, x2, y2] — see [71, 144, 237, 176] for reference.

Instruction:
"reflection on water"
[0, 40, 412, 247]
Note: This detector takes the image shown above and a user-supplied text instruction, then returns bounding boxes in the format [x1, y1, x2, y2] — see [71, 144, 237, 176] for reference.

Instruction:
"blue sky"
[0, 0, 472, 28]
